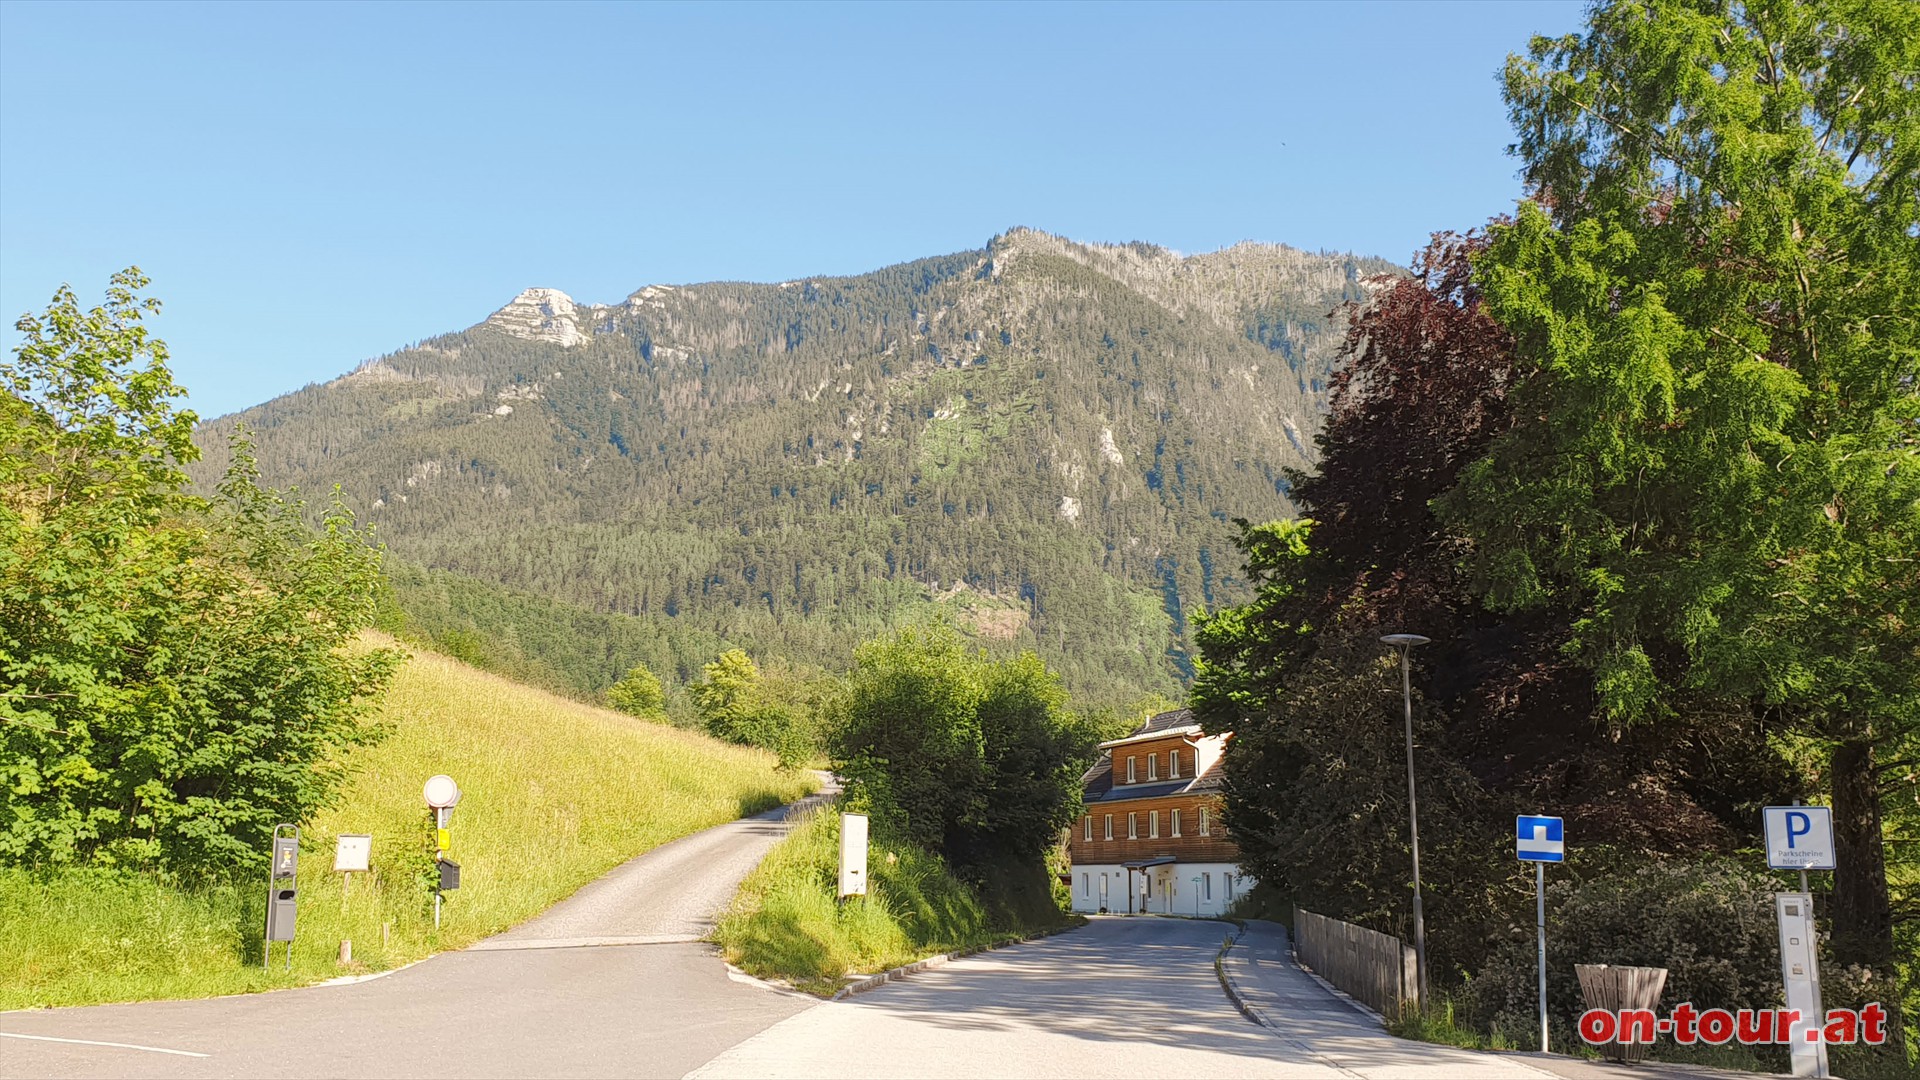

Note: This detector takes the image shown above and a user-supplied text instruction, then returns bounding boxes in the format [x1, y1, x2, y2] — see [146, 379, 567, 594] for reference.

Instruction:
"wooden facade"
[1064, 708, 1242, 916]
[1070, 794, 1236, 866]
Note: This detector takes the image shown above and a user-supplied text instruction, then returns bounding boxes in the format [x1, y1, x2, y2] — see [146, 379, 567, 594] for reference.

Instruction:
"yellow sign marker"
[436, 828, 450, 851]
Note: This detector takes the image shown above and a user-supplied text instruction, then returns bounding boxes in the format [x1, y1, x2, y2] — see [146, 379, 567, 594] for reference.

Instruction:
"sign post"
[1764, 805, 1834, 1079]
[838, 812, 868, 900]
[424, 775, 462, 930]
[1516, 815, 1564, 1054]
[333, 833, 371, 964]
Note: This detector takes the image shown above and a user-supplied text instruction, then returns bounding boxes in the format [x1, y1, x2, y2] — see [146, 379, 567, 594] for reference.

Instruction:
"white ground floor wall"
[1068, 862, 1246, 918]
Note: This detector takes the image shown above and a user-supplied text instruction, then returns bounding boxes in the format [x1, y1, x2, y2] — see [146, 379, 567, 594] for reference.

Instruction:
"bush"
[1465, 859, 1783, 1055]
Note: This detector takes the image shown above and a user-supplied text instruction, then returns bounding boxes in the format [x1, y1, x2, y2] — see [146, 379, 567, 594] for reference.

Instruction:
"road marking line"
[0, 1032, 210, 1058]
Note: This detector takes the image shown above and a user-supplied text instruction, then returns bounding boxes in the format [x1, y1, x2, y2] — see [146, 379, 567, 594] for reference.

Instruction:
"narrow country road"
[6, 815, 1717, 1080]
[690, 917, 1553, 1079]
[0, 789, 834, 1080]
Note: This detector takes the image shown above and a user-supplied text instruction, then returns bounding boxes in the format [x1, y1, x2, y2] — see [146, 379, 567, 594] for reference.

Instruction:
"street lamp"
[1381, 633, 1431, 1010]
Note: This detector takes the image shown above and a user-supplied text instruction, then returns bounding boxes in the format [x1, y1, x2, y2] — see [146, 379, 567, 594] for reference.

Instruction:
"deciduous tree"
[1444, 0, 1920, 967]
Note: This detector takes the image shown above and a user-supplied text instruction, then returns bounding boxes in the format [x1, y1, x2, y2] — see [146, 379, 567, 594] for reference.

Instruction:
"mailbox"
[438, 858, 461, 892]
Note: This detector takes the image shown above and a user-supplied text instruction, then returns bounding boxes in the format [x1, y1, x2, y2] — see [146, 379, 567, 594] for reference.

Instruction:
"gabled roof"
[1079, 708, 1228, 803]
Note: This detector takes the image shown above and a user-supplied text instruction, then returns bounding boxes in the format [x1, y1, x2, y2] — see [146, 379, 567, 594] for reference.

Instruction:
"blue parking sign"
[1516, 815, 1564, 863]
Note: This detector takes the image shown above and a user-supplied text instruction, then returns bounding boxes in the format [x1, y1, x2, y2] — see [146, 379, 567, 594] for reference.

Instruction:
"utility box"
[438, 858, 461, 892]
[1775, 893, 1830, 1078]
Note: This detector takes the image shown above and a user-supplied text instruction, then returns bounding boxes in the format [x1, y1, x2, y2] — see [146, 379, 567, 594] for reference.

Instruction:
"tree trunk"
[1827, 739, 1892, 967]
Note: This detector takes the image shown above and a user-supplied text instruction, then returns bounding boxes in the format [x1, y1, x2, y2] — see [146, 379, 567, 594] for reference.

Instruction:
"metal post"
[1793, 799, 1810, 894]
[434, 890, 442, 930]
[1400, 644, 1429, 1008]
[1537, 860, 1548, 1053]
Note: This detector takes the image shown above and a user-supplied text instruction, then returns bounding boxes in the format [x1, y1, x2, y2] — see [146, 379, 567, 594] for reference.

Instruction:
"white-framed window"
[1103, 814, 1113, 841]
[1171, 809, 1182, 837]
[1199, 807, 1211, 836]
[1083, 815, 1092, 841]
[1149, 810, 1160, 839]
[1080, 873, 1089, 898]
[1204, 873, 1212, 900]
[1169, 749, 1180, 778]
[1128, 812, 1138, 839]
[1225, 874, 1236, 901]
[1100, 874, 1109, 899]
[1147, 753, 1158, 781]
[1126, 756, 1136, 783]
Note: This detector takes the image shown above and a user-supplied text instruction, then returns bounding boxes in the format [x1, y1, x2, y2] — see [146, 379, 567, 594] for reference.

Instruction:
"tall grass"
[1, 636, 816, 1009]
[712, 808, 1069, 995]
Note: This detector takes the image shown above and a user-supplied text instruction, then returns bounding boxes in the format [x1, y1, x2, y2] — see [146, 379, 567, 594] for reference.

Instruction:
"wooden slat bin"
[1574, 963, 1668, 1064]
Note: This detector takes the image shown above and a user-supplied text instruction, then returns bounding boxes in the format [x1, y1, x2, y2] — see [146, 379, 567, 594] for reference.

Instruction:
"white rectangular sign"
[333, 834, 372, 873]
[838, 812, 869, 897]
[1763, 806, 1835, 871]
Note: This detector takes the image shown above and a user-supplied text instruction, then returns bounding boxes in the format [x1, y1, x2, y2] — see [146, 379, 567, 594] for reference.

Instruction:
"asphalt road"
[0, 793, 832, 1080]
[5, 799, 1672, 1080]
[691, 917, 1554, 1080]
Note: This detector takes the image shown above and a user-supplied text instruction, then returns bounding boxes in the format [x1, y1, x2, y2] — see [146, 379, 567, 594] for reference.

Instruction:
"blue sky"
[0, 0, 1586, 419]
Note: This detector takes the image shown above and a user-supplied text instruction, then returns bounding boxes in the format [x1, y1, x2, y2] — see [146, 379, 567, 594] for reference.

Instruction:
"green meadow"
[1, 636, 816, 1009]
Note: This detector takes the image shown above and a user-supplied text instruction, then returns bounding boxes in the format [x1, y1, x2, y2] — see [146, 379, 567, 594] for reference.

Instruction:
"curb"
[1214, 925, 1271, 1028]
[828, 919, 1086, 1001]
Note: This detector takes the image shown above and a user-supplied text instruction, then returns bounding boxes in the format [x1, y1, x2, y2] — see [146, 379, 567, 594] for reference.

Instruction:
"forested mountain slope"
[193, 229, 1396, 705]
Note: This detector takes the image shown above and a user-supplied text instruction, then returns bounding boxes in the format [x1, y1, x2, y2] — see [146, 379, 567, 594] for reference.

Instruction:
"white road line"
[0, 1031, 210, 1058]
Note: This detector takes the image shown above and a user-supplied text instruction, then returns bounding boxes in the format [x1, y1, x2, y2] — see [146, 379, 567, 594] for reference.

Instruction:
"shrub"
[1465, 859, 1782, 1052]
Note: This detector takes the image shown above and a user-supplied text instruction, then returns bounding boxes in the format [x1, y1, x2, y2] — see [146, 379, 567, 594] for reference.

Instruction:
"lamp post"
[1381, 632, 1431, 1010]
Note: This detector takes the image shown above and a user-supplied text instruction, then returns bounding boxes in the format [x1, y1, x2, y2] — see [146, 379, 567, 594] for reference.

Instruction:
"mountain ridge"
[193, 228, 1401, 707]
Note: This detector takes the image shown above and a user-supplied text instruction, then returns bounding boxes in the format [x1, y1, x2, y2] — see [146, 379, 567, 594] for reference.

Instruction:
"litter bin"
[1576, 964, 1667, 1064]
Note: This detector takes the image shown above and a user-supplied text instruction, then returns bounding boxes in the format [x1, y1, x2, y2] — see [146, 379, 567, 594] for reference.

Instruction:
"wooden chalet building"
[1066, 708, 1244, 916]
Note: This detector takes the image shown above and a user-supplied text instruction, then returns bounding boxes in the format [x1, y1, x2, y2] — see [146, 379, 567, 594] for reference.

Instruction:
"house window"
[1149, 811, 1160, 839]
[1171, 809, 1182, 837]
[1225, 874, 1236, 901]
[1103, 814, 1113, 841]
[1080, 873, 1089, 898]
[1084, 815, 1092, 842]
[1147, 753, 1158, 780]
[1199, 807, 1211, 836]
[1126, 756, 1136, 783]
[1204, 873, 1212, 900]
[1128, 813, 1138, 839]
[1169, 749, 1180, 778]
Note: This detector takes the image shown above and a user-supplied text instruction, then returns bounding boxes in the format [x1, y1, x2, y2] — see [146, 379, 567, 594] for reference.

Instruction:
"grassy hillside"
[712, 807, 1071, 996]
[191, 230, 1401, 709]
[0, 636, 816, 1009]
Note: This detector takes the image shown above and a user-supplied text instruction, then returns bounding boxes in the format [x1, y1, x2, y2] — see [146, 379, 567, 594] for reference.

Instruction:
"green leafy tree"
[605, 663, 666, 719]
[688, 648, 824, 766]
[1442, 0, 1920, 968]
[831, 626, 1091, 866]
[1, 270, 400, 874]
[690, 649, 762, 736]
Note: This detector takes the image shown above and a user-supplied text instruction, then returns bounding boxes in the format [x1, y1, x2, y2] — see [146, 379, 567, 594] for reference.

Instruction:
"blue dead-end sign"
[1517, 815, 1564, 863]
